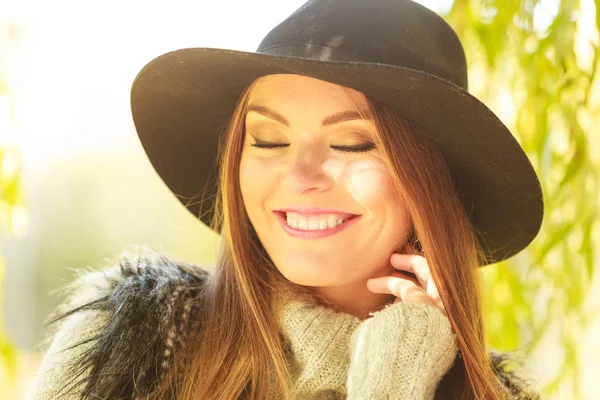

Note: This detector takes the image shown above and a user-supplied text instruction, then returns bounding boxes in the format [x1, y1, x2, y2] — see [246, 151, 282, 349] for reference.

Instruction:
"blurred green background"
[1, 0, 599, 399]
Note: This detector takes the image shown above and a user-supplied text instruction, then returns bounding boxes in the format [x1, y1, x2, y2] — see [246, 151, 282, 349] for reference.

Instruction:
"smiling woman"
[239, 74, 414, 318]
[31, 0, 544, 399]
[176, 71, 539, 399]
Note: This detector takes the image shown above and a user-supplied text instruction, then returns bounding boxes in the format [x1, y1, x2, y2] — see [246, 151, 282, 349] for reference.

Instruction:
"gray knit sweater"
[30, 246, 541, 399]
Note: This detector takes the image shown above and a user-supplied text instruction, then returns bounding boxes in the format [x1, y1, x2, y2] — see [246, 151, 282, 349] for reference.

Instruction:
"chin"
[275, 264, 348, 288]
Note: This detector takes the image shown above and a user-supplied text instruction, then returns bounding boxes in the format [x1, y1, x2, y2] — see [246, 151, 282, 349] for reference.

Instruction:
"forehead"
[248, 74, 369, 110]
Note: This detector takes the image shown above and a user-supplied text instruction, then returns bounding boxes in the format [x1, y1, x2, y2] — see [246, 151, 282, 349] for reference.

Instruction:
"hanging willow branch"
[445, 1, 600, 398]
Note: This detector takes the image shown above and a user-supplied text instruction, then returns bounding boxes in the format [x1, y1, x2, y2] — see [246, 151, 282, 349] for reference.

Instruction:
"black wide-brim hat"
[130, 0, 544, 266]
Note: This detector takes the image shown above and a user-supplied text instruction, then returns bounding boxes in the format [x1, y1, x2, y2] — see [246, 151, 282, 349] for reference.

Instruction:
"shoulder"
[31, 245, 211, 400]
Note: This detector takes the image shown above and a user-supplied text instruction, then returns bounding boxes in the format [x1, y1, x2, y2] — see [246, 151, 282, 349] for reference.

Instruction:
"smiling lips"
[284, 211, 355, 230]
[273, 208, 360, 238]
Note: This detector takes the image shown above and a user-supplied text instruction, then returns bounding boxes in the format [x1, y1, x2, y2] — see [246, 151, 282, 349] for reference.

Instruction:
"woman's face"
[239, 74, 411, 294]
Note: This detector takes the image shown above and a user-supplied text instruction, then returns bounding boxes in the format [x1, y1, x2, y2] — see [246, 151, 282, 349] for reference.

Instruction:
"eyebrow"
[246, 104, 370, 127]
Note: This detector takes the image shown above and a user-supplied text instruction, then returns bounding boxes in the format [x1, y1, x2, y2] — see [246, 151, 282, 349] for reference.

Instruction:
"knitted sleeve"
[347, 301, 458, 400]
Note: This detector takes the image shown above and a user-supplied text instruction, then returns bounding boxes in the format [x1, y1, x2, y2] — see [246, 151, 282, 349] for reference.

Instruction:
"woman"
[32, 0, 544, 399]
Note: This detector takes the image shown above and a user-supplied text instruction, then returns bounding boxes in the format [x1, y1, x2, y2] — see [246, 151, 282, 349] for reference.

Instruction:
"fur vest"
[33, 246, 541, 399]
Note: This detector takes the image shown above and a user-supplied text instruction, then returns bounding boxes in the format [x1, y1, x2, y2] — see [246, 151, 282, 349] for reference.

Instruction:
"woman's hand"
[366, 243, 447, 317]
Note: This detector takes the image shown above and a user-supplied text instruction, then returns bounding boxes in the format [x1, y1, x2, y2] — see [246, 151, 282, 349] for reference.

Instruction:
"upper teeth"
[285, 212, 347, 230]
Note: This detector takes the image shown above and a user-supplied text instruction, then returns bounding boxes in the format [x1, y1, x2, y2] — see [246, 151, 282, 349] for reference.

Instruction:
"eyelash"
[249, 142, 376, 153]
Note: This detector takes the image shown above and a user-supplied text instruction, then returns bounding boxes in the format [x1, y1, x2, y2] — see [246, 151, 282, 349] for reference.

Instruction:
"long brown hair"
[148, 77, 506, 399]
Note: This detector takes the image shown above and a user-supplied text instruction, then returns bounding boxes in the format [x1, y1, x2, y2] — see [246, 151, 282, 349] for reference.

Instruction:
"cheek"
[239, 152, 279, 211]
[239, 153, 252, 203]
[343, 160, 395, 206]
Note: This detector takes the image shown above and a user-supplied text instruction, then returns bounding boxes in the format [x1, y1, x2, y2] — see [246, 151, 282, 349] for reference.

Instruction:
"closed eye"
[332, 143, 376, 153]
[250, 142, 288, 149]
[249, 142, 376, 153]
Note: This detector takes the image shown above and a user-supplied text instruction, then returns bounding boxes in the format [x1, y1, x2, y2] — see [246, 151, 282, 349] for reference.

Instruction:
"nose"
[281, 144, 334, 194]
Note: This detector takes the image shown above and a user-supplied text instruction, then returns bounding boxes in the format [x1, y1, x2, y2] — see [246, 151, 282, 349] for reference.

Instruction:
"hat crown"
[257, 0, 468, 89]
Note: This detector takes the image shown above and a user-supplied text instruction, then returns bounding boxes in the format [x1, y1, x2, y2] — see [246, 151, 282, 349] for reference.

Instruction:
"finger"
[426, 279, 441, 301]
[391, 255, 441, 302]
[368, 276, 447, 316]
[390, 270, 420, 287]
[367, 276, 431, 304]
[390, 253, 432, 289]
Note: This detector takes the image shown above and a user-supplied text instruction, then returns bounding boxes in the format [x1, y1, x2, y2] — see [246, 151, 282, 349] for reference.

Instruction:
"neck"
[310, 281, 396, 320]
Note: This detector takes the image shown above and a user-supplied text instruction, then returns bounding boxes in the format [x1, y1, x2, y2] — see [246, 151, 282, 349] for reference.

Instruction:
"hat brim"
[130, 47, 544, 266]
